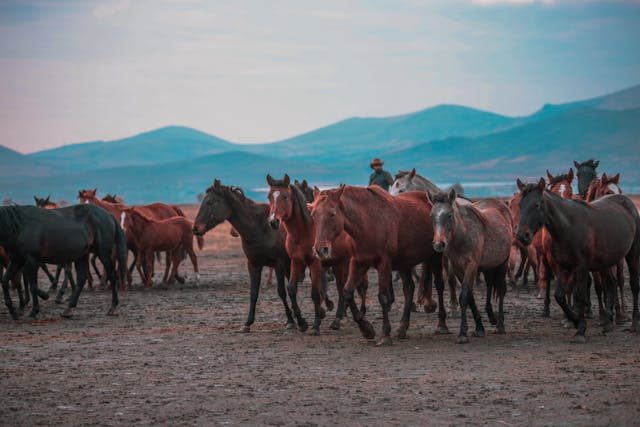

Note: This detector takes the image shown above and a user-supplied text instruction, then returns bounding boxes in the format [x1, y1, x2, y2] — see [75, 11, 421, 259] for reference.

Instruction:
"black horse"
[193, 180, 299, 332]
[0, 204, 127, 319]
[573, 159, 599, 200]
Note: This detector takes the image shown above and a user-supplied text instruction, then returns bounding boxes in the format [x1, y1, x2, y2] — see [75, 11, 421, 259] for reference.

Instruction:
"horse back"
[470, 199, 512, 268]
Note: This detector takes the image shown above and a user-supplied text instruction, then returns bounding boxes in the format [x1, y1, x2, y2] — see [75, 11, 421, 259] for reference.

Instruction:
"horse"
[427, 189, 512, 343]
[573, 159, 599, 200]
[267, 174, 367, 334]
[0, 204, 127, 319]
[0, 246, 29, 310]
[192, 179, 297, 332]
[78, 189, 186, 287]
[507, 193, 539, 289]
[516, 178, 640, 342]
[312, 185, 445, 345]
[122, 208, 202, 288]
[102, 194, 123, 204]
[390, 168, 468, 317]
[585, 172, 626, 324]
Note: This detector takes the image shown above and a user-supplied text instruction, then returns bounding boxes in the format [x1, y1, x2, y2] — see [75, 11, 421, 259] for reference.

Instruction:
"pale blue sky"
[1, 0, 639, 153]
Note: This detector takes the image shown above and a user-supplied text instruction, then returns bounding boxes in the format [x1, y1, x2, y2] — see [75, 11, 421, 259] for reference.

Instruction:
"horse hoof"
[61, 308, 73, 318]
[395, 328, 407, 340]
[9, 309, 20, 320]
[330, 319, 341, 330]
[616, 316, 627, 325]
[239, 325, 251, 333]
[495, 327, 506, 335]
[310, 328, 320, 336]
[602, 323, 614, 334]
[473, 329, 486, 338]
[38, 292, 49, 301]
[297, 319, 309, 332]
[325, 299, 334, 312]
[285, 322, 296, 330]
[571, 334, 586, 344]
[360, 320, 376, 340]
[377, 336, 393, 346]
[488, 314, 497, 326]
[542, 309, 550, 318]
[435, 325, 450, 335]
[423, 303, 437, 314]
[106, 308, 118, 316]
[448, 310, 461, 319]
[457, 335, 469, 344]
[318, 307, 326, 320]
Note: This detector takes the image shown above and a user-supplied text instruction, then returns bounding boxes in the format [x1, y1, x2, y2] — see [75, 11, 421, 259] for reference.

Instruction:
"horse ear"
[92, 188, 97, 195]
[612, 173, 620, 184]
[409, 168, 416, 179]
[46, 195, 51, 203]
[567, 168, 574, 182]
[573, 160, 580, 169]
[302, 180, 308, 190]
[537, 178, 546, 190]
[213, 179, 221, 189]
[313, 186, 321, 199]
[546, 169, 553, 182]
[594, 160, 600, 168]
[425, 191, 433, 204]
[447, 187, 456, 203]
[306, 203, 313, 212]
[516, 178, 526, 192]
[283, 174, 290, 186]
[601, 172, 608, 182]
[335, 184, 346, 200]
[33, 196, 38, 202]
[294, 179, 300, 186]
[266, 174, 275, 186]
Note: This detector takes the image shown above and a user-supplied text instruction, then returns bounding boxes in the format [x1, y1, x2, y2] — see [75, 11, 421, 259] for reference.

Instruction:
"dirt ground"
[1, 203, 640, 426]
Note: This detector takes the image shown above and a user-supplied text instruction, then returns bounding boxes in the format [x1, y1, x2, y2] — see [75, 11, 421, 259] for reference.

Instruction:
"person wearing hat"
[368, 158, 393, 191]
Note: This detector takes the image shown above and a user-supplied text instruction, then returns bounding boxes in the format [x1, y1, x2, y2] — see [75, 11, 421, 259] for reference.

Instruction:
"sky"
[1, 0, 639, 153]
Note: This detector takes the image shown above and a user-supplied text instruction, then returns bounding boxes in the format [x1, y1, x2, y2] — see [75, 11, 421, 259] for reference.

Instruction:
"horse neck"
[414, 175, 440, 193]
[339, 190, 387, 243]
[541, 190, 573, 241]
[451, 204, 471, 245]
[282, 203, 312, 244]
[224, 192, 266, 238]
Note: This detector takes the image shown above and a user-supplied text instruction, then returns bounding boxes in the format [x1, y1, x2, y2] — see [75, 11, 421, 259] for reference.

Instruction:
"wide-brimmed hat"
[370, 158, 384, 168]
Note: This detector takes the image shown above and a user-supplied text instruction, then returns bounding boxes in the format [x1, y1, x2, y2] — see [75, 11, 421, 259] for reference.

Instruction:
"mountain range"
[2, 84, 639, 204]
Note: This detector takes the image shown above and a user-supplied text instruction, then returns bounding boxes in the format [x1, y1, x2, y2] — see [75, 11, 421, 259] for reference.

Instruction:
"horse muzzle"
[516, 231, 532, 246]
[314, 244, 331, 260]
[268, 214, 280, 230]
[432, 240, 447, 253]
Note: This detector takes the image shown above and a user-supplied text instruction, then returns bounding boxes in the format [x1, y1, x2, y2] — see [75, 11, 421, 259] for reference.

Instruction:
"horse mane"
[394, 170, 411, 180]
[130, 207, 157, 223]
[270, 178, 312, 224]
[366, 185, 395, 202]
[431, 191, 489, 228]
[207, 183, 247, 200]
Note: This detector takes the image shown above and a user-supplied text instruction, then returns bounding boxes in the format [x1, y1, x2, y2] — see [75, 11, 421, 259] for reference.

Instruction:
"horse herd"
[1, 158, 638, 346]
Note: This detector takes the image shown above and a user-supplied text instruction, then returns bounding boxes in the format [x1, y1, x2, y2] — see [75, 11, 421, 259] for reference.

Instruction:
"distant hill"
[30, 126, 236, 172]
[0, 145, 56, 178]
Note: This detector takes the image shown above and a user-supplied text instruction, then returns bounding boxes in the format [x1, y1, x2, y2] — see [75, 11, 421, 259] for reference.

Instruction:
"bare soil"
[1, 203, 640, 426]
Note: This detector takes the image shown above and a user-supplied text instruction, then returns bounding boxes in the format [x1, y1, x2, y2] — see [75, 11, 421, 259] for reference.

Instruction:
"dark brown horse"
[428, 189, 512, 343]
[507, 193, 538, 289]
[573, 159, 599, 199]
[123, 208, 202, 288]
[312, 185, 445, 345]
[267, 174, 367, 334]
[516, 178, 640, 342]
[192, 180, 297, 332]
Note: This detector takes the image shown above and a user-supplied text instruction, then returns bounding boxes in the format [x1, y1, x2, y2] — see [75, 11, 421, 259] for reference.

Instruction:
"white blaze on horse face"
[559, 184, 567, 198]
[84, 199, 89, 204]
[273, 190, 280, 203]
[608, 184, 621, 194]
[120, 211, 126, 230]
[268, 213, 276, 223]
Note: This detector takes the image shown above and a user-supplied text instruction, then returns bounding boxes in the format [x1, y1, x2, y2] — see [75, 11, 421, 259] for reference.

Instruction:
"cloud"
[93, 0, 130, 18]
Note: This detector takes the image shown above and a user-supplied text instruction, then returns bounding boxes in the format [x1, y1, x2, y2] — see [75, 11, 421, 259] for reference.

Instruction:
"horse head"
[193, 179, 234, 236]
[389, 168, 417, 196]
[266, 174, 293, 229]
[309, 185, 346, 260]
[546, 168, 574, 199]
[588, 172, 621, 201]
[573, 159, 599, 199]
[78, 188, 98, 204]
[515, 177, 546, 246]
[426, 188, 457, 253]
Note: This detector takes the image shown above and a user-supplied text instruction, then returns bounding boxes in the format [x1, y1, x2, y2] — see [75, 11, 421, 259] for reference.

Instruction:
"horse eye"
[535, 202, 541, 209]
[283, 195, 288, 199]
[329, 213, 335, 218]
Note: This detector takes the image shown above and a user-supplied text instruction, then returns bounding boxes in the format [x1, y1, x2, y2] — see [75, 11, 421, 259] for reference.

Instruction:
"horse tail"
[114, 223, 128, 287]
[196, 235, 205, 251]
[172, 205, 186, 218]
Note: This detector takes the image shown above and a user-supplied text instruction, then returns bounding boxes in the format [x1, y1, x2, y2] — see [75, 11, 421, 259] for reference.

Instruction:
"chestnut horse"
[428, 189, 512, 343]
[312, 185, 445, 345]
[516, 179, 640, 342]
[123, 208, 202, 288]
[193, 180, 296, 332]
[267, 174, 367, 334]
[78, 189, 186, 286]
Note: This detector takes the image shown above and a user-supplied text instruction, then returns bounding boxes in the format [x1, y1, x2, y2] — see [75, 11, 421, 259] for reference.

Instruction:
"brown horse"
[267, 174, 367, 334]
[78, 189, 186, 287]
[193, 180, 297, 332]
[102, 194, 123, 204]
[507, 193, 539, 289]
[516, 178, 640, 342]
[123, 207, 202, 288]
[312, 185, 445, 345]
[428, 189, 512, 343]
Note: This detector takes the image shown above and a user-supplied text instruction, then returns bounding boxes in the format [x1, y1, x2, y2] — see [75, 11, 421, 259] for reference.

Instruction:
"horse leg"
[374, 259, 394, 345]
[447, 259, 460, 318]
[592, 272, 606, 325]
[309, 262, 325, 335]
[273, 264, 295, 330]
[494, 263, 508, 334]
[55, 264, 69, 304]
[626, 246, 640, 332]
[40, 263, 56, 287]
[26, 258, 48, 318]
[144, 251, 154, 288]
[615, 261, 626, 324]
[457, 265, 478, 344]
[343, 259, 375, 340]
[468, 286, 485, 338]
[240, 262, 262, 332]
[330, 261, 348, 330]
[286, 259, 308, 332]
[571, 269, 589, 343]
[127, 249, 137, 288]
[186, 242, 199, 284]
[484, 271, 497, 326]
[420, 262, 437, 313]
[358, 274, 368, 316]
[599, 268, 616, 334]
[543, 260, 552, 318]
[2, 261, 22, 319]
[395, 267, 415, 340]
[514, 246, 526, 282]
[62, 256, 89, 318]
[162, 252, 171, 283]
[585, 273, 594, 319]
[166, 250, 180, 284]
